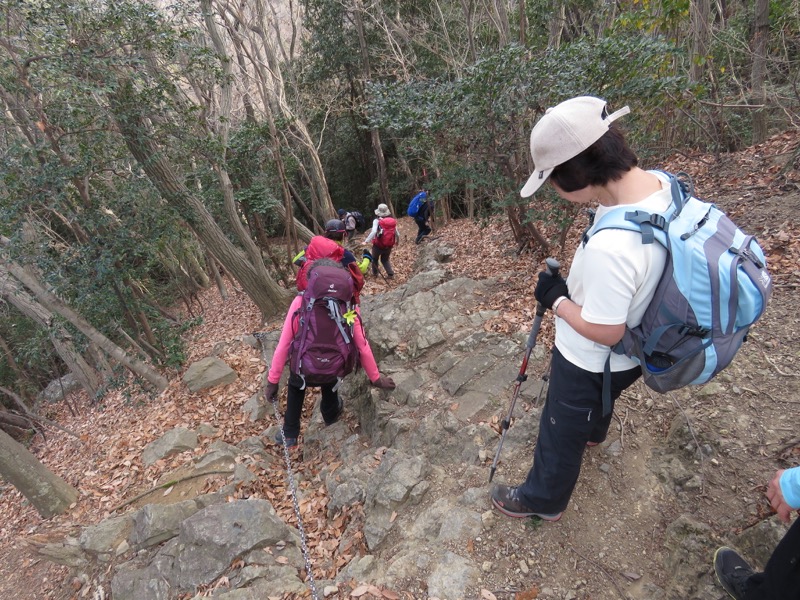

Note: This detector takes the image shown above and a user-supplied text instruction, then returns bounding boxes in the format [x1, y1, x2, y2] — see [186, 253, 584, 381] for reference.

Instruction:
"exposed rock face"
[36, 241, 786, 600]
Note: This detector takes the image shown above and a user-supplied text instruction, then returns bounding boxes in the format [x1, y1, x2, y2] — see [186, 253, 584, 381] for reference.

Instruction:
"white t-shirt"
[555, 171, 673, 373]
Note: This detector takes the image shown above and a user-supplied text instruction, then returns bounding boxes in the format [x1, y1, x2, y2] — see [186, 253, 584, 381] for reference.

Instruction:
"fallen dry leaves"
[0, 129, 798, 600]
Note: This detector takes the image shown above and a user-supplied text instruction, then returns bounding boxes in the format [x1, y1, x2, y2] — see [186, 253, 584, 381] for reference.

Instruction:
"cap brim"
[520, 167, 553, 198]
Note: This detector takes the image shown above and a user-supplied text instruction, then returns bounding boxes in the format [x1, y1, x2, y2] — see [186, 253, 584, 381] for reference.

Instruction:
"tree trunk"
[353, 0, 392, 210]
[751, 0, 769, 143]
[460, 0, 478, 63]
[0, 335, 36, 405]
[0, 267, 104, 398]
[0, 428, 79, 518]
[491, 0, 511, 46]
[549, 2, 565, 49]
[107, 81, 291, 319]
[0, 254, 169, 392]
[206, 251, 229, 300]
[689, 0, 711, 83]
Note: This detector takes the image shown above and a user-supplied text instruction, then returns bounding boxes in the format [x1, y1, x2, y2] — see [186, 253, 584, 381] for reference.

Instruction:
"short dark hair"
[549, 128, 638, 193]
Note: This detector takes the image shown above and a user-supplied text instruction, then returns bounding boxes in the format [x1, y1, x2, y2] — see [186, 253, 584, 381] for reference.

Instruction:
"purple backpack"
[289, 265, 359, 388]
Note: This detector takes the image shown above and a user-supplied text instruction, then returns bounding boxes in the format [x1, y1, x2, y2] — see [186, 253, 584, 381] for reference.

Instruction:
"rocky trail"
[0, 132, 798, 600]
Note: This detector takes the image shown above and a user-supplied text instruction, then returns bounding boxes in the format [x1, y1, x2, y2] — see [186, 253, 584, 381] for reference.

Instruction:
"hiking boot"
[490, 484, 562, 521]
[325, 397, 343, 426]
[714, 547, 755, 599]
[273, 431, 298, 448]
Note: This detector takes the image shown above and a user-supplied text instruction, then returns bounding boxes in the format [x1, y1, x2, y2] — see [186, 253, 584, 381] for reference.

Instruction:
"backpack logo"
[586, 171, 772, 402]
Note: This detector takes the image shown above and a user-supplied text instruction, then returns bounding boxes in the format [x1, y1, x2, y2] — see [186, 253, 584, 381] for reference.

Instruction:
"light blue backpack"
[585, 172, 772, 412]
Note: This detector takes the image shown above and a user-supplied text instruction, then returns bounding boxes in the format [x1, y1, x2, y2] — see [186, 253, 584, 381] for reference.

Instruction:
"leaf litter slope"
[0, 131, 798, 599]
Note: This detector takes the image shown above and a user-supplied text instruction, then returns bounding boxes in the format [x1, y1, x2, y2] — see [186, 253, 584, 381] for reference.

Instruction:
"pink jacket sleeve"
[354, 316, 380, 382]
[268, 296, 380, 384]
[267, 296, 302, 384]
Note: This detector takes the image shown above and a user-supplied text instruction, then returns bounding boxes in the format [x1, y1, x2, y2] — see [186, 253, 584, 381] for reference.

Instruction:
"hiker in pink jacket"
[265, 288, 395, 448]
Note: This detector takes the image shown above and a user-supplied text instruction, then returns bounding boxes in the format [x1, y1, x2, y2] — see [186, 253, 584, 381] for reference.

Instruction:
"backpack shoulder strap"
[582, 170, 687, 248]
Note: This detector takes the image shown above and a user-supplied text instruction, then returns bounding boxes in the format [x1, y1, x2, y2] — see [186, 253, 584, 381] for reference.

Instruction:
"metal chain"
[255, 333, 321, 600]
[272, 409, 321, 600]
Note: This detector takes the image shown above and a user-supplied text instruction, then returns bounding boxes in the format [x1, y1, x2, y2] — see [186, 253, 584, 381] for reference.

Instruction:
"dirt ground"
[0, 132, 798, 600]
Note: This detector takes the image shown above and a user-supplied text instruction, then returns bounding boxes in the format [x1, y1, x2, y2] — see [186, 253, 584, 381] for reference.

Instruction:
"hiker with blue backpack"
[491, 96, 771, 521]
[363, 204, 399, 279]
[408, 190, 432, 244]
[265, 258, 396, 448]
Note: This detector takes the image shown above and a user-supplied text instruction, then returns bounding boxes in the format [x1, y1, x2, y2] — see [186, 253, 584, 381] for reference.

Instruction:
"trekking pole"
[489, 257, 560, 483]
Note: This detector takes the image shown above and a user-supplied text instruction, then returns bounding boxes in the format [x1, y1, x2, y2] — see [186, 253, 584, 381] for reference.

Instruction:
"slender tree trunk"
[460, 0, 478, 63]
[353, 0, 392, 210]
[107, 81, 291, 319]
[206, 251, 229, 300]
[491, 0, 511, 46]
[0, 428, 79, 518]
[0, 253, 168, 391]
[549, 1, 565, 48]
[0, 335, 36, 404]
[751, 0, 769, 143]
[689, 0, 711, 83]
[0, 267, 103, 398]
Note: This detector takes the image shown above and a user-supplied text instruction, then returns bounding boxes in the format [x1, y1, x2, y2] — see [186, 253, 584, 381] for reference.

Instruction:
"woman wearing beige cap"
[491, 96, 672, 521]
[363, 204, 398, 278]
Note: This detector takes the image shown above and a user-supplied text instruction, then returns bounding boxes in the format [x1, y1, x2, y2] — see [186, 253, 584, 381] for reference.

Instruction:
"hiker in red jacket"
[295, 219, 368, 302]
[363, 204, 398, 278]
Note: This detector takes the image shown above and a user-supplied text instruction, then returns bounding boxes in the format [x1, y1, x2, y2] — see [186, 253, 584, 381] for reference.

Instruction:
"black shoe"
[273, 430, 298, 448]
[490, 484, 562, 521]
[325, 397, 343, 426]
[714, 547, 755, 599]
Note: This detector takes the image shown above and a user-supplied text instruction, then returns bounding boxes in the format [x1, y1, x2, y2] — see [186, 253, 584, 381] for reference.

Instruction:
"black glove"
[362, 249, 373, 262]
[265, 381, 279, 403]
[534, 271, 569, 310]
[371, 375, 396, 390]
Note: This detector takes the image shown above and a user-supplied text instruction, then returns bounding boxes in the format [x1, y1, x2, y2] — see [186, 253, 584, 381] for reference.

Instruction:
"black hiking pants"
[517, 347, 640, 514]
[283, 374, 341, 439]
[414, 216, 431, 244]
[371, 244, 394, 277]
[745, 517, 800, 599]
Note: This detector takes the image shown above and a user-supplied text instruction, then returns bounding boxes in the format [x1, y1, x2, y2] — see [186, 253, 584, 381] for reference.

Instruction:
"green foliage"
[366, 35, 686, 231]
[0, 0, 224, 395]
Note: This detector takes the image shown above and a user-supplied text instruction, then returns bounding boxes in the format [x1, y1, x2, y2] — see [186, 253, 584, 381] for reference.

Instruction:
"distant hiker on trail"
[337, 208, 364, 248]
[491, 96, 673, 521]
[713, 465, 800, 599]
[337, 208, 357, 239]
[407, 190, 432, 244]
[266, 259, 396, 448]
[363, 204, 398, 279]
[293, 219, 371, 302]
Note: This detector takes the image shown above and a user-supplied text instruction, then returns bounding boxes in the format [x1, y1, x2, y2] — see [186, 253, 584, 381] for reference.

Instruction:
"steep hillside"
[0, 130, 798, 600]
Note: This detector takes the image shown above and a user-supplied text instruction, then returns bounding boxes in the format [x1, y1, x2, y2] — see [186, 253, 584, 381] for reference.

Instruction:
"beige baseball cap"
[520, 96, 630, 198]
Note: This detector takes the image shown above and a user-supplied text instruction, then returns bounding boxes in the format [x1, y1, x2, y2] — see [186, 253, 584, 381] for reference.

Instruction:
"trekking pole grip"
[532, 256, 561, 323]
